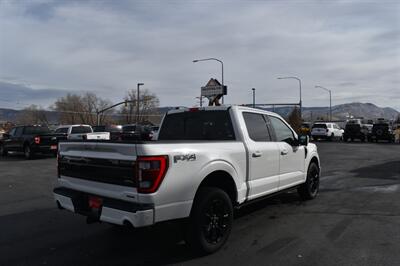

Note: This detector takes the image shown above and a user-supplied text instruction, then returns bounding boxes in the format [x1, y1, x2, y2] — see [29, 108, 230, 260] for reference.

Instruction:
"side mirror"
[2, 133, 10, 139]
[299, 135, 309, 146]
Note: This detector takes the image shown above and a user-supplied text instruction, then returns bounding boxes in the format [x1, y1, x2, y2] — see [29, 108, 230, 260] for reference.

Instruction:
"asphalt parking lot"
[0, 142, 399, 266]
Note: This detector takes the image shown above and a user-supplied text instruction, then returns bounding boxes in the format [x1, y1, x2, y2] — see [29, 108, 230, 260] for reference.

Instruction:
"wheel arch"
[194, 170, 238, 207]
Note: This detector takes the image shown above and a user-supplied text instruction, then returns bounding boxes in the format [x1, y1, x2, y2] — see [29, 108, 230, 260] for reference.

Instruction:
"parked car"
[311, 122, 343, 141]
[0, 125, 66, 159]
[121, 124, 153, 141]
[369, 121, 394, 142]
[54, 105, 320, 254]
[55, 125, 93, 140]
[343, 120, 370, 142]
[92, 125, 123, 140]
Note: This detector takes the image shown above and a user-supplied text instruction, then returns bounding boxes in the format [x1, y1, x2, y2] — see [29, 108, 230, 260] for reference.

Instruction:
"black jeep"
[369, 122, 394, 143]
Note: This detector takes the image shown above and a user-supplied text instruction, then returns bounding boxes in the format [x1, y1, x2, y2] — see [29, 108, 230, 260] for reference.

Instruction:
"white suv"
[311, 122, 343, 141]
[55, 125, 93, 140]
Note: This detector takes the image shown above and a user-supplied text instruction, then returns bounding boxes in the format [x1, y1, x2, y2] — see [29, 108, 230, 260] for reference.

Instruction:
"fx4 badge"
[174, 154, 196, 163]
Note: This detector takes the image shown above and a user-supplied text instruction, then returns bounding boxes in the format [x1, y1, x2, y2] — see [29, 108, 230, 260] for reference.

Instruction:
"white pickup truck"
[54, 106, 320, 254]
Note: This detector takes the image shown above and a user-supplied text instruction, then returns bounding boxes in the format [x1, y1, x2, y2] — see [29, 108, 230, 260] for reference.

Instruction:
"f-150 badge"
[174, 154, 196, 163]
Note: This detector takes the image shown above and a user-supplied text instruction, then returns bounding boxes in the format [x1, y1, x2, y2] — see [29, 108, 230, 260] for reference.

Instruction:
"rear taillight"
[136, 156, 168, 193]
[56, 152, 60, 178]
[34, 136, 41, 144]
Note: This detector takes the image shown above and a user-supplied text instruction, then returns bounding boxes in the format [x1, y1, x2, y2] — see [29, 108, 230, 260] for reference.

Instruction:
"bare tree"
[120, 89, 160, 124]
[287, 106, 302, 134]
[16, 105, 49, 125]
[52, 93, 113, 125]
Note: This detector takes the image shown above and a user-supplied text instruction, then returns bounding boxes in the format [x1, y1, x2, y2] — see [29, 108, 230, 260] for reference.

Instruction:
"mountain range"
[0, 102, 398, 124]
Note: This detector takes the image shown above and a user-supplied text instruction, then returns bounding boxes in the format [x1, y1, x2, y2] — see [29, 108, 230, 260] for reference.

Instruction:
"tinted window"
[55, 127, 69, 134]
[312, 123, 327, 129]
[123, 125, 137, 132]
[71, 126, 92, 134]
[23, 126, 50, 135]
[92, 126, 106, 132]
[9, 128, 16, 136]
[243, 112, 271, 141]
[269, 116, 294, 142]
[158, 110, 235, 141]
[15, 127, 24, 136]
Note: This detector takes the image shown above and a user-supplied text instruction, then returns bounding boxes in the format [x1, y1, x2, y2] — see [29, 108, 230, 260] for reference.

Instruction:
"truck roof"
[166, 105, 278, 116]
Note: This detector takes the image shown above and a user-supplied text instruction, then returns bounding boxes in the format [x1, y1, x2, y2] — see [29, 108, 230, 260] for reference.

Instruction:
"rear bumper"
[32, 144, 57, 154]
[53, 187, 154, 227]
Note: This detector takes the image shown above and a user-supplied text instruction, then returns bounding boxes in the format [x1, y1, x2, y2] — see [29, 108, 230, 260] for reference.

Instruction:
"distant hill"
[0, 102, 398, 124]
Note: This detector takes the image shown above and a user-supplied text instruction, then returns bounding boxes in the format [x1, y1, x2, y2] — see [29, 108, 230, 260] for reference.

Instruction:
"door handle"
[281, 149, 288, 155]
[252, 151, 262, 157]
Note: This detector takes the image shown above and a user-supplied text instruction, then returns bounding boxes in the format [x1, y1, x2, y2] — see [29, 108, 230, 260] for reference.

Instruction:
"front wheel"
[298, 162, 320, 200]
[185, 187, 233, 255]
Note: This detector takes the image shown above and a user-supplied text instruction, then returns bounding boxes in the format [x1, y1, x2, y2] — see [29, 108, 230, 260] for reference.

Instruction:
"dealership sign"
[201, 85, 227, 97]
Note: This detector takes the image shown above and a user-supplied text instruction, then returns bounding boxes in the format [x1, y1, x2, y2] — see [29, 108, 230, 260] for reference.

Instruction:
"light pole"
[277, 76, 302, 119]
[137, 83, 144, 124]
[315, 85, 332, 121]
[193, 58, 224, 104]
[252, 88, 256, 108]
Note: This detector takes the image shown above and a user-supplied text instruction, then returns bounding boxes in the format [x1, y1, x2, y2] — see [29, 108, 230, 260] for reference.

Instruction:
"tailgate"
[58, 141, 138, 187]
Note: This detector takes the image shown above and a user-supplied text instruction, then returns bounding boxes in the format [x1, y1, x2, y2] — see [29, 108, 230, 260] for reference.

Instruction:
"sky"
[0, 0, 399, 111]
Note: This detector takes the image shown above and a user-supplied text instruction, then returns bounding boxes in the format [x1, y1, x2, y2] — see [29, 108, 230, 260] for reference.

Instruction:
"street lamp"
[193, 58, 224, 104]
[252, 88, 256, 108]
[137, 83, 144, 124]
[315, 85, 332, 121]
[277, 76, 302, 119]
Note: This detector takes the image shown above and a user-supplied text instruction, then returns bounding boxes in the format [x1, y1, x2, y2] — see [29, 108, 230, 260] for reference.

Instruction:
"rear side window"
[55, 127, 69, 134]
[158, 110, 235, 140]
[243, 112, 271, 141]
[71, 126, 92, 134]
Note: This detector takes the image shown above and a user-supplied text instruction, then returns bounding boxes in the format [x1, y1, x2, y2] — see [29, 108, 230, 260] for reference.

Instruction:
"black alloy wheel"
[185, 187, 233, 254]
[298, 162, 320, 200]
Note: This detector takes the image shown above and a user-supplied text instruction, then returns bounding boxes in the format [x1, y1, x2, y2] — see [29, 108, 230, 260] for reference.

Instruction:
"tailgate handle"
[281, 149, 288, 155]
[252, 151, 262, 158]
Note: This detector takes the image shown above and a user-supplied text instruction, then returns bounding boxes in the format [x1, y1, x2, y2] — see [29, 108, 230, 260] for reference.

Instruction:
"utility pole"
[252, 88, 256, 108]
[315, 85, 332, 121]
[137, 83, 144, 124]
[277, 76, 302, 119]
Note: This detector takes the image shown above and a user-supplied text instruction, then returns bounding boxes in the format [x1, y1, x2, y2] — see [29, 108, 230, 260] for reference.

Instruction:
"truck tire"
[185, 187, 233, 254]
[0, 144, 7, 156]
[24, 144, 34, 159]
[298, 162, 320, 200]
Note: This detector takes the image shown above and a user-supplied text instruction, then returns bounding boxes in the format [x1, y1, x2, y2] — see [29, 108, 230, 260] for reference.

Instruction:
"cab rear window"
[158, 110, 235, 141]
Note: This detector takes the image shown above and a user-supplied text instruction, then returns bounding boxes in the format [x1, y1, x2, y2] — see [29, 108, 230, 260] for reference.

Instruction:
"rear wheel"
[24, 145, 34, 159]
[0, 144, 7, 156]
[185, 187, 233, 255]
[298, 162, 320, 200]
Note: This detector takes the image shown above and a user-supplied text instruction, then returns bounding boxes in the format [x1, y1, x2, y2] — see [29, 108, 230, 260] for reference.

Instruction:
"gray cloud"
[0, 0, 399, 110]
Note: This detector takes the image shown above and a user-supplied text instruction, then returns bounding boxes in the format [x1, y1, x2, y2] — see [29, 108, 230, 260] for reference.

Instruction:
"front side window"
[242, 112, 271, 142]
[269, 116, 295, 142]
[9, 128, 16, 136]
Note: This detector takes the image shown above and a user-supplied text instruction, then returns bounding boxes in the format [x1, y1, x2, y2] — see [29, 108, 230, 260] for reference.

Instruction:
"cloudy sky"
[0, 0, 399, 110]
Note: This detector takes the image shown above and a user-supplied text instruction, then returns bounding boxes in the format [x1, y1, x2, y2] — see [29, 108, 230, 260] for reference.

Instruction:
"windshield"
[23, 126, 50, 135]
[312, 123, 327, 129]
[55, 127, 68, 134]
[158, 110, 235, 141]
[71, 126, 92, 134]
